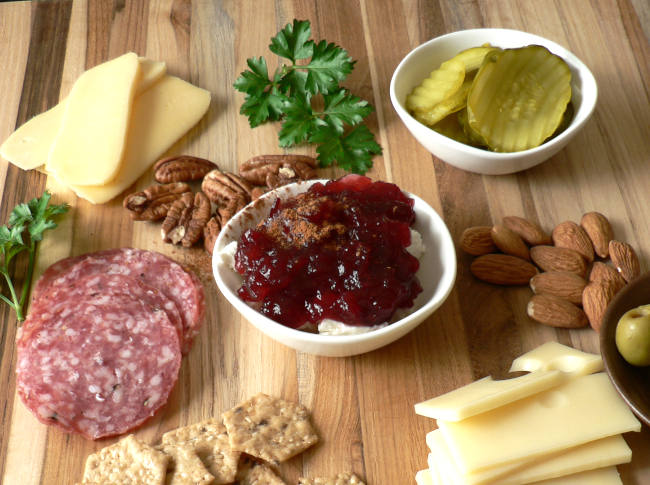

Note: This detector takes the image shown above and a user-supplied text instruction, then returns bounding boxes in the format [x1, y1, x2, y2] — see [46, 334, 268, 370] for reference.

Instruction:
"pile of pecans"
[123, 154, 318, 254]
[460, 213, 640, 331]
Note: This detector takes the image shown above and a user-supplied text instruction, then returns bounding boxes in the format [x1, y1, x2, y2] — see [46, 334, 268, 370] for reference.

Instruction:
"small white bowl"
[212, 179, 457, 357]
[390, 28, 598, 175]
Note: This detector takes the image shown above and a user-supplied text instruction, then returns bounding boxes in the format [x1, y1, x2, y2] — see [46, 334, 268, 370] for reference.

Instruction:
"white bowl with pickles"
[390, 28, 598, 175]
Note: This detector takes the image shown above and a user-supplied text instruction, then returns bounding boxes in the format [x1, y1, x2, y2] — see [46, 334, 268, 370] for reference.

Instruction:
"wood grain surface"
[0, 0, 649, 484]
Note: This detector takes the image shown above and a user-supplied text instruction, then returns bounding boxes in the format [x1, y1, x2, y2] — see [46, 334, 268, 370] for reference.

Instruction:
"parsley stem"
[2, 270, 21, 320]
[18, 244, 36, 321]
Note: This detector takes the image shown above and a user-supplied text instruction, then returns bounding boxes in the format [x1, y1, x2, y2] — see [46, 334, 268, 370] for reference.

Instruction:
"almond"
[527, 294, 589, 328]
[459, 226, 497, 255]
[552, 221, 595, 262]
[470, 254, 538, 285]
[589, 261, 626, 293]
[502, 216, 551, 246]
[491, 224, 530, 260]
[530, 271, 586, 305]
[580, 212, 614, 258]
[582, 280, 617, 331]
[530, 245, 587, 276]
[609, 240, 640, 283]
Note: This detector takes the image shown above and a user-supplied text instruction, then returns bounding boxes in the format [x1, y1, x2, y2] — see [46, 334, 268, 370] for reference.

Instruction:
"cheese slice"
[415, 343, 602, 422]
[427, 429, 630, 485]
[437, 373, 640, 473]
[67, 75, 210, 204]
[46, 52, 141, 185]
[510, 342, 603, 375]
[416, 469, 435, 485]
[532, 466, 623, 485]
[415, 371, 563, 422]
[0, 58, 166, 171]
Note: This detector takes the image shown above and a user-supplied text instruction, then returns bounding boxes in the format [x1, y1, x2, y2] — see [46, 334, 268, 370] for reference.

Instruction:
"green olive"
[615, 304, 650, 366]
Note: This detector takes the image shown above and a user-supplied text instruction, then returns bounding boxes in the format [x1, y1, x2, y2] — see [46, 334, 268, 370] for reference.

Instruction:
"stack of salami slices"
[16, 248, 205, 440]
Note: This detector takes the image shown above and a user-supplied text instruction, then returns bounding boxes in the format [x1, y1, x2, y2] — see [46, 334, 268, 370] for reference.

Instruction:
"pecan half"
[154, 155, 218, 183]
[123, 182, 191, 221]
[201, 169, 252, 206]
[239, 154, 318, 186]
[250, 186, 267, 200]
[204, 217, 221, 254]
[218, 197, 247, 225]
[161, 192, 211, 247]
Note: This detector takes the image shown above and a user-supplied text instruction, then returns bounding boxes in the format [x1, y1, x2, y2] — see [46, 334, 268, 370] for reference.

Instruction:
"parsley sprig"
[0, 191, 69, 321]
[234, 19, 382, 174]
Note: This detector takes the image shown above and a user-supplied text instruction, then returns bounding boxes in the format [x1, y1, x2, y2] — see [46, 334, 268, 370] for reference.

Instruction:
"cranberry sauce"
[234, 175, 422, 330]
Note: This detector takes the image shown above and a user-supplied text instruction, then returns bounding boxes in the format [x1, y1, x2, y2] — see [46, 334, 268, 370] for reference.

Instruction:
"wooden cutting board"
[0, 1, 649, 484]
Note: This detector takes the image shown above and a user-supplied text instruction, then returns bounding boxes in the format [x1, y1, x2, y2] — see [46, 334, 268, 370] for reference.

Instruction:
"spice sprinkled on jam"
[234, 175, 422, 330]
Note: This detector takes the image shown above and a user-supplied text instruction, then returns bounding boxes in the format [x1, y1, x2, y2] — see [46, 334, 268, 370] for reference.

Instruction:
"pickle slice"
[413, 77, 473, 127]
[457, 108, 488, 147]
[432, 112, 472, 145]
[467, 45, 572, 152]
[452, 44, 500, 71]
[406, 58, 465, 111]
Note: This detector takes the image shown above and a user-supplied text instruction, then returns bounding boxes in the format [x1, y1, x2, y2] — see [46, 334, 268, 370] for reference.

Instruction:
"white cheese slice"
[510, 341, 603, 375]
[532, 466, 623, 485]
[68, 75, 210, 204]
[0, 57, 166, 171]
[415, 342, 602, 422]
[46, 52, 141, 185]
[427, 429, 630, 485]
[437, 373, 640, 473]
[415, 371, 563, 422]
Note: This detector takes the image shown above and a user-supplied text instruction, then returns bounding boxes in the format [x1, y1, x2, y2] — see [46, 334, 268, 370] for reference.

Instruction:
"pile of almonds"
[461, 213, 640, 331]
[123, 154, 317, 254]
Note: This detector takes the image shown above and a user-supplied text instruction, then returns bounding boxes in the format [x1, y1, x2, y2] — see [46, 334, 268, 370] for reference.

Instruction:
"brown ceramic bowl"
[600, 272, 650, 426]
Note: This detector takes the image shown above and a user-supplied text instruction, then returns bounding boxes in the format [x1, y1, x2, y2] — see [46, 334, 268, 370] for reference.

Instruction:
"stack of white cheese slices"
[414, 342, 640, 485]
[0, 52, 211, 204]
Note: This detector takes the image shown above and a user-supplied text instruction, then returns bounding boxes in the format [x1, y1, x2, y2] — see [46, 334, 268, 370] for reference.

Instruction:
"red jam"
[234, 175, 422, 330]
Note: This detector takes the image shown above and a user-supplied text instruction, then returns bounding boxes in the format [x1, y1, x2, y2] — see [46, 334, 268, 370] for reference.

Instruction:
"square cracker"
[162, 418, 240, 484]
[236, 461, 287, 485]
[83, 434, 168, 484]
[299, 472, 366, 485]
[222, 393, 319, 466]
[157, 442, 214, 485]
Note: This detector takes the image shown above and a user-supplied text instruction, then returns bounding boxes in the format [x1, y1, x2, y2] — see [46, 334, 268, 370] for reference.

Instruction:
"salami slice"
[30, 248, 205, 353]
[17, 273, 181, 440]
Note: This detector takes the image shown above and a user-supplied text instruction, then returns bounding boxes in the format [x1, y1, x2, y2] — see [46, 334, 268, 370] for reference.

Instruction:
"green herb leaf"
[269, 19, 314, 62]
[312, 124, 382, 174]
[0, 191, 69, 321]
[303, 40, 354, 94]
[321, 89, 374, 133]
[234, 57, 286, 127]
[278, 93, 325, 147]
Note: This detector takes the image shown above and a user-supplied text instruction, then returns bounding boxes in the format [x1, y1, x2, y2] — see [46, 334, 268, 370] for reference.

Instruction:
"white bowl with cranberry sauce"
[212, 178, 456, 357]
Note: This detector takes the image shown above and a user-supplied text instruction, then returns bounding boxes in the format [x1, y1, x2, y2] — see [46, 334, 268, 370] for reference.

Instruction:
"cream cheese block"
[67, 75, 210, 204]
[46, 52, 141, 185]
[415, 343, 602, 422]
[0, 57, 166, 171]
[437, 373, 640, 473]
[427, 429, 630, 485]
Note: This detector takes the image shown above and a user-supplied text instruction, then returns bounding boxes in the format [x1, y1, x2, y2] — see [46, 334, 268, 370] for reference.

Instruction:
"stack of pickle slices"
[406, 44, 573, 153]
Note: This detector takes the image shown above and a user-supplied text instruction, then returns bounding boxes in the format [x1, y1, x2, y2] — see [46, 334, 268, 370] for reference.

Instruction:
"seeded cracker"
[82, 434, 168, 484]
[299, 472, 366, 485]
[161, 418, 240, 484]
[221, 393, 319, 466]
[157, 442, 214, 485]
[237, 461, 287, 484]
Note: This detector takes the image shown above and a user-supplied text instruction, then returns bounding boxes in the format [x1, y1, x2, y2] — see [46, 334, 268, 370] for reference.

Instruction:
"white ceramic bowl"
[212, 179, 457, 357]
[390, 28, 598, 175]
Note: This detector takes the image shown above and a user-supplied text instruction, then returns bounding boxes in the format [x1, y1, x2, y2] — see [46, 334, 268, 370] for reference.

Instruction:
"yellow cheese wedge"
[46, 52, 141, 185]
[67, 75, 210, 204]
[0, 58, 166, 171]
[532, 466, 622, 485]
[415, 343, 602, 422]
[437, 373, 640, 473]
[510, 342, 603, 375]
[415, 469, 435, 485]
[427, 429, 630, 485]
